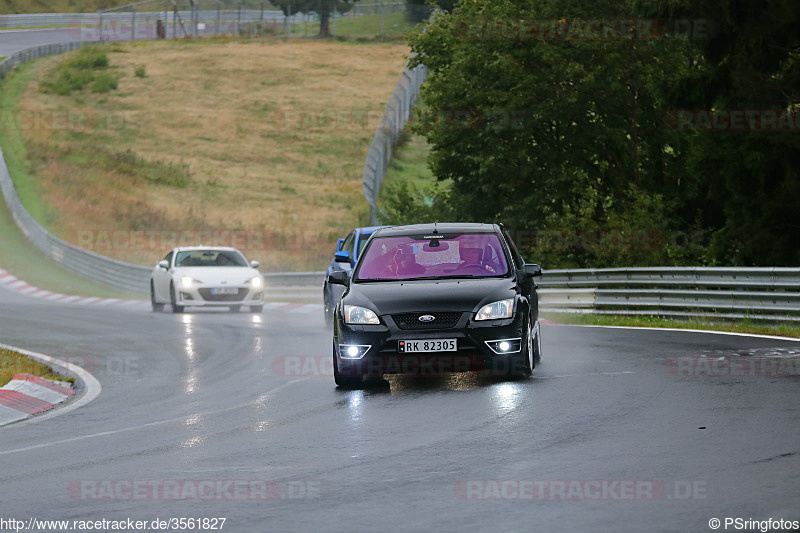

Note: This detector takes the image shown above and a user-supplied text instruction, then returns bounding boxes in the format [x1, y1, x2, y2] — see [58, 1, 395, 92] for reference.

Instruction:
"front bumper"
[175, 285, 264, 307]
[333, 311, 527, 377]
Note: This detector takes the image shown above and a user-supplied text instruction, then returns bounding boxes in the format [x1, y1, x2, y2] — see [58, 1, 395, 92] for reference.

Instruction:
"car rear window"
[355, 234, 509, 281]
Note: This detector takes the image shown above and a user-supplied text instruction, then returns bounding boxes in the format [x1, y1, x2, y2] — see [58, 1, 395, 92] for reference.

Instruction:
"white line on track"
[552, 324, 800, 342]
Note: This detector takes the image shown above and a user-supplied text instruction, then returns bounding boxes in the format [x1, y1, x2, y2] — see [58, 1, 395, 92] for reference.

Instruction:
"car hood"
[173, 267, 260, 284]
[344, 277, 519, 315]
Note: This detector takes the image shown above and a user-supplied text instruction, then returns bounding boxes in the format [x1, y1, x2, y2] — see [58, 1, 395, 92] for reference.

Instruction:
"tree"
[273, 0, 359, 38]
[646, 0, 800, 265]
[408, 0, 701, 267]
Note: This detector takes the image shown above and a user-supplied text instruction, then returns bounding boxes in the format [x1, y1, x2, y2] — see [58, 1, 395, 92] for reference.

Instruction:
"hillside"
[4, 39, 409, 270]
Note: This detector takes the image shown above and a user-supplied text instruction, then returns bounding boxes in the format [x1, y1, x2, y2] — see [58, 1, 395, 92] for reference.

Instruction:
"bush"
[41, 46, 120, 96]
[91, 72, 118, 93]
[41, 67, 94, 95]
[67, 46, 109, 70]
[134, 64, 146, 78]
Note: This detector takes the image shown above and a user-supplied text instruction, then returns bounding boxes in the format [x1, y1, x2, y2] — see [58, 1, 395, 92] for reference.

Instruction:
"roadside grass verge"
[5, 39, 409, 271]
[0, 347, 74, 388]
[384, 131, 436, 187]
[541, 312, 800, 339]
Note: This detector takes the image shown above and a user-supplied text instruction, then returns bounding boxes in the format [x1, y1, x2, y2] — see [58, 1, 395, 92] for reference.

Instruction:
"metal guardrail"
[363, 63, 428, 224]
[538, 267, 800, 321]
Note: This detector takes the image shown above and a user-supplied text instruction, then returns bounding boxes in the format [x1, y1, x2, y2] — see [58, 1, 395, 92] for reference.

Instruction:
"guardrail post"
[131, 6, 136, 41]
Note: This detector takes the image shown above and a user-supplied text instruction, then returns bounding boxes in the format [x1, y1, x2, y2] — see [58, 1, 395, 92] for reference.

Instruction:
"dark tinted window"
[356, 233, 509, 281]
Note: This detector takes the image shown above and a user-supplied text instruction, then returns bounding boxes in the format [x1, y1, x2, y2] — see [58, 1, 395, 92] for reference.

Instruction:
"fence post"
[192, 0, 198, 37]
[98, 11, 104, 42]
[131, 6, 136, 41]
[238, 0, 243, 36]
[216, 0, 221, 36]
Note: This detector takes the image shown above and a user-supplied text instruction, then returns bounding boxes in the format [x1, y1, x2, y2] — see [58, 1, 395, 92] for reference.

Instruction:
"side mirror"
[328, 270, 350, 286]
[524, 264, 543, 277]
[158, 260, 169, 270]
[334, 250, 350, 264]
[250, 260, 260, 269]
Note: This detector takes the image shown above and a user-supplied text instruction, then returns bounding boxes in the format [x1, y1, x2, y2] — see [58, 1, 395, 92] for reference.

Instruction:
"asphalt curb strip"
[0, 342, 102, 428]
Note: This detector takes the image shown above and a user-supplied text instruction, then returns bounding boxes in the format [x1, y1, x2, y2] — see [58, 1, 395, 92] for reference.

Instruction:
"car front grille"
[392, 312, 463, 330]
[198, 288, 247, 302]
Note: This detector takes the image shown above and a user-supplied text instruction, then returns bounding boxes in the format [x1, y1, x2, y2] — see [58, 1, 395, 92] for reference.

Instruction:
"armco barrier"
[538, 267, 800, 321]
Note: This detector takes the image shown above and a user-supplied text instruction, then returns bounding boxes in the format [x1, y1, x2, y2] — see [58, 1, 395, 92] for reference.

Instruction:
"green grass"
[0, 347, 74, 387]
[332, 12, 419, 41]
[384, 131, 436, 187]
[0, 64, 145, 299]
[542, 312, 800, 338]
[0, 62, 52, 225]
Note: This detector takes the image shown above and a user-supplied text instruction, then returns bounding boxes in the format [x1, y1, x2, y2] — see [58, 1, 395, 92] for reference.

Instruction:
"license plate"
[399, 339, 457, 353]
[211, 287, 238, 295]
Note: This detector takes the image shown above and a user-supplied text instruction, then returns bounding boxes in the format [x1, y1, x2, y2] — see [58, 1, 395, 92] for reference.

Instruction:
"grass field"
[5, 38, 409, 271]
[0, 346, 72, 387]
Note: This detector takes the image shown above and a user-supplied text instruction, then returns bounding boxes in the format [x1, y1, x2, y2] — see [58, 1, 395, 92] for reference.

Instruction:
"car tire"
[170, 283, 184, 313]
[323, 287, 333, 328]
[250, 305, 263, 313]
[229, 305, 241, 313]
[151, 281, 164, 312]
[532, 320, 542, 367]
[333, 343, 365, 389]
[492, 315, 532, 379]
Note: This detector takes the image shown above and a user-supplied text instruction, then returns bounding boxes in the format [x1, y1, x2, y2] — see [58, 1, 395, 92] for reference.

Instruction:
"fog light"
[485, 338, 522, 354]
[339, 344, 371, 360]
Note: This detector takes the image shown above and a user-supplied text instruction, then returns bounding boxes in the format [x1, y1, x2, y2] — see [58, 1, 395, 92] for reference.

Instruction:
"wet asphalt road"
[1, 283, 799, 533]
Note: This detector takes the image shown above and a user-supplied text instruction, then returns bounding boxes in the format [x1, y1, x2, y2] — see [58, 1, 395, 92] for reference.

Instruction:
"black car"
[328, 223, 542, 389]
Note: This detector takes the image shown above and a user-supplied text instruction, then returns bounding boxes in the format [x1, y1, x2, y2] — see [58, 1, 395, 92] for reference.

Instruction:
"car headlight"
[343, 305, 380, 325]
[475, 299, 514, 321]
[180, 276, 200, 289]
[249, 276, 264, 289]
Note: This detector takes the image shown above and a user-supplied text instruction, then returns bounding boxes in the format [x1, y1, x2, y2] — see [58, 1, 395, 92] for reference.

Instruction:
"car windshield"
[174, 250, 248, 267]
[355, 233, 509, 281]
